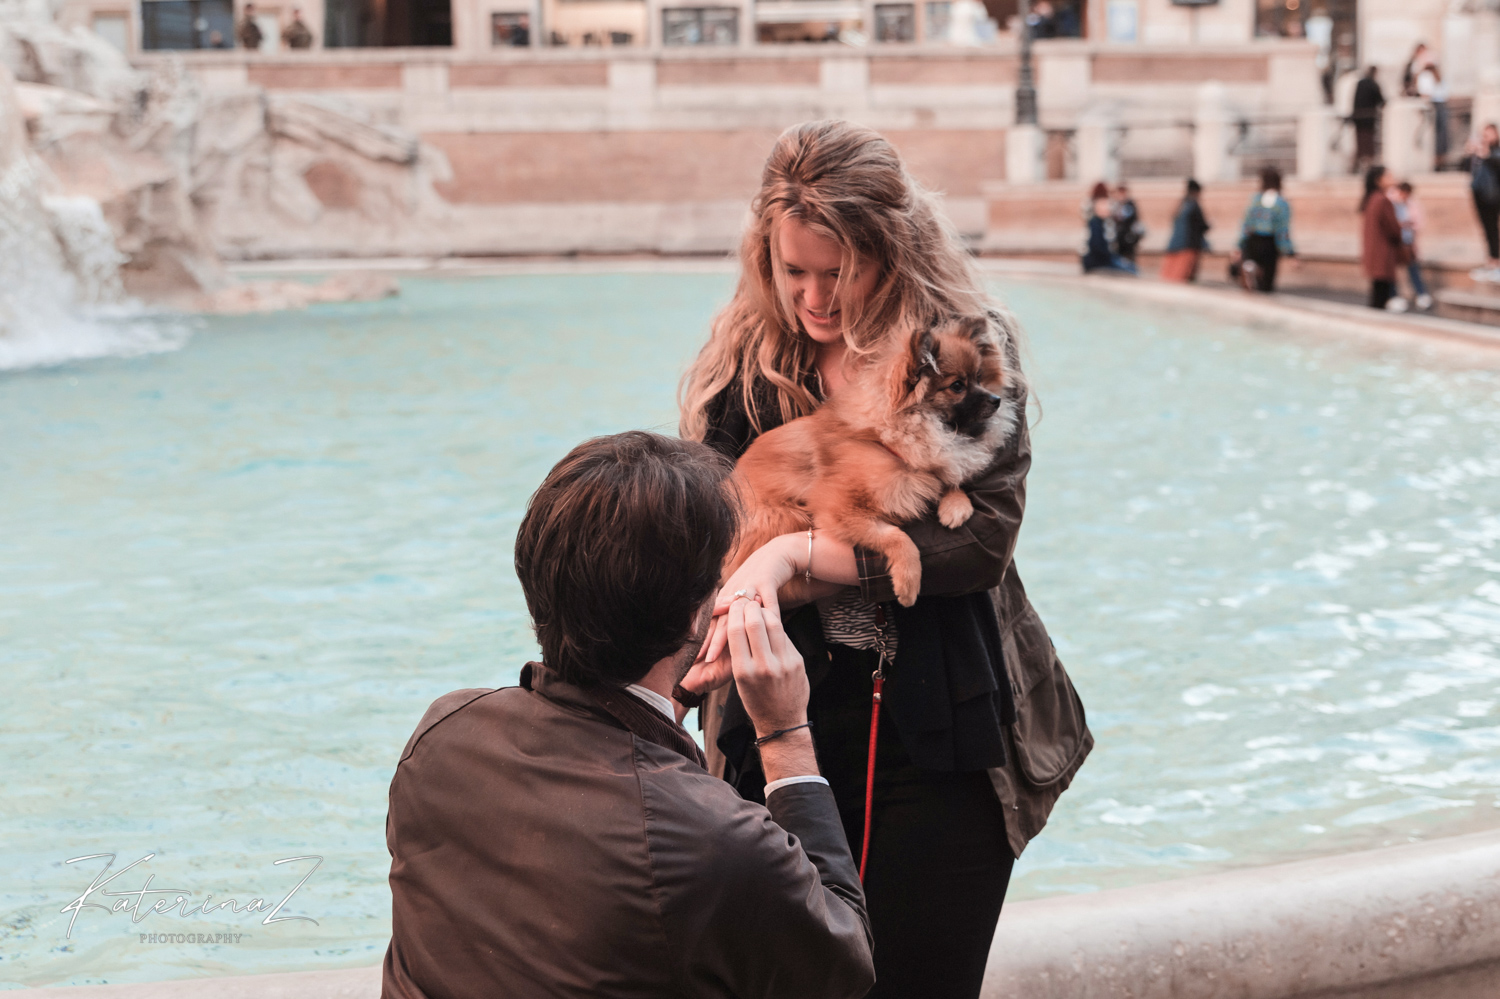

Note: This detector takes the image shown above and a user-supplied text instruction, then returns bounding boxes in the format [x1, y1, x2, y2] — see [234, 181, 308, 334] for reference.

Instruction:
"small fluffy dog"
[729, 313, 1017, 606]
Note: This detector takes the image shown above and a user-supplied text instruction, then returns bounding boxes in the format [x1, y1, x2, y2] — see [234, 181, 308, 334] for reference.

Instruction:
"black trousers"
[1370, 279, 1396, 309]
[1242, 234, 1280, 292]
[1477, 198, 1500, 260]
[809, 644, 1014, 999]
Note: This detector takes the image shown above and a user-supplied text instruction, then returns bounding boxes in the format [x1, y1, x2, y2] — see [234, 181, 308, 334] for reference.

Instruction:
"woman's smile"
[777, 219, 878, 345]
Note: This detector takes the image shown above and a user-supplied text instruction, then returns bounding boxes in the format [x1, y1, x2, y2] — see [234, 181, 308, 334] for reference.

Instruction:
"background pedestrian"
[1389, 181, 1431, 311]
[1416, 64, 1449, 169]
[1081, 182, 1135, 275]
[1234, 167, 1295, 293]
[1401, 42, 1431, 97]
[236, 1, 263, 49]
[282, 6, 313, 48]
[1161, 178, 1210, 282]
[1360, 166, 1407, 310]
[1352, 68, 1384, 173]
[1112, 183, 1145, 266]
[1467, 124, 1500, 282]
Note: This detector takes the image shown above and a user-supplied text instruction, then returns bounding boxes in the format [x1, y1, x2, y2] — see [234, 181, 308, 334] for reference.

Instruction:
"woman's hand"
[677, 531, 860, 696]
[679, 535, 802, 695]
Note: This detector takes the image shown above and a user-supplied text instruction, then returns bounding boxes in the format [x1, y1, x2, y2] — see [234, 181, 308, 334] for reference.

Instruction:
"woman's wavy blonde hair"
[679, 119, 1001, 441]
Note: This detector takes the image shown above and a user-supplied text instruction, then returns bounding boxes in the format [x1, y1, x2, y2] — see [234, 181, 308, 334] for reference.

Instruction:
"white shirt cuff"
[763, 775, 830, 797]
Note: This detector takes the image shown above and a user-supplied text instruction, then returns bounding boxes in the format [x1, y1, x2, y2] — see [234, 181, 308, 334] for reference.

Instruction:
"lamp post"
[1015, 0, 1037, 126]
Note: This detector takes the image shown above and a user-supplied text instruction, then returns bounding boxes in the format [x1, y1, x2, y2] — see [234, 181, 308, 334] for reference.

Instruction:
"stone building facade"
[56, 0, 1498, 80]
[40, 0, 1500, 265]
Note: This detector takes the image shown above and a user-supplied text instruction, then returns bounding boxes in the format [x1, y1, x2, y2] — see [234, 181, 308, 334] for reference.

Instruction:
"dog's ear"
[963, 314, 1001, 355]
[972, 311, 1008, 391]
[887, 328, 937, 411]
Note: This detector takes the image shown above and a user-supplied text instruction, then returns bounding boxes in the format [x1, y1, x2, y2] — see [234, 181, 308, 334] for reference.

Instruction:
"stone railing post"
[1076, 109, 1119, 185]
[1382, 96, 1432, 176]
[1296, 105, 1338, 180]
[820, 55, 870, 112]
[607, 59, 656, 124]
[1006, 123, 1043, 184]
[1192, 82, 1235, 182]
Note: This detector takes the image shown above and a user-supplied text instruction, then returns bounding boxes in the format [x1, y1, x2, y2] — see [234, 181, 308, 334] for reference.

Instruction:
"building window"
[662, 7, 738, 44]
[1104, 0, 1135, 41]
[924, 1, 949, 40]
[325, 0, 452, 46]
[1254, 0, 1355, 101]
[873, 3, 914, 41]
[1253, 0, 1355, 45]
[141, 0, 234, 49]
[1026, 0, 1083, 38]
[491, 11, 531, 45]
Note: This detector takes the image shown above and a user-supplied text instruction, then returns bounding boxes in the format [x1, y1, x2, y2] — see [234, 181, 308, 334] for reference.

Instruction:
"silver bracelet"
[805, 528, 814, 585]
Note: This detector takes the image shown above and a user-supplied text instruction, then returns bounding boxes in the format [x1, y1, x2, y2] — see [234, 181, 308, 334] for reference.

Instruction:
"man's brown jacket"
[383, 666, 875, 998]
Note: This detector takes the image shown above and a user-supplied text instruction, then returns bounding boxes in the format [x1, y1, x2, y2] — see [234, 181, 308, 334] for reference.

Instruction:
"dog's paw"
[938, 489, 974, 529]
[892, 567, 921, 607]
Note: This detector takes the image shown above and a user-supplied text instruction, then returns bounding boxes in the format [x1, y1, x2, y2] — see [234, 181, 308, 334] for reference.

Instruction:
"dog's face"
[886, 316, 1005, 437]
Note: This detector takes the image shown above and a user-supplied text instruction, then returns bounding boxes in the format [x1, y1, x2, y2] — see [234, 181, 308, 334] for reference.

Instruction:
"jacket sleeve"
[857, 390, 1030, 604]
[1275, 201, 1295, 256]
[667, 781, 875, 999]
[1379, 198, 1406, 247]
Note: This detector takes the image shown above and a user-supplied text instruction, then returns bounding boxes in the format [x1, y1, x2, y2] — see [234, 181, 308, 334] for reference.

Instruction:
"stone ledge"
[25, 827, 1500, 997]
[28, 966, 381, 998]
[984, 827, 1500, 999]
[988, 265, 1500, 351]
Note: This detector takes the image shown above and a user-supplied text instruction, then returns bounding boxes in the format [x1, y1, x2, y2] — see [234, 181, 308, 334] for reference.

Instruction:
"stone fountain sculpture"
[0, 2, 416, 364]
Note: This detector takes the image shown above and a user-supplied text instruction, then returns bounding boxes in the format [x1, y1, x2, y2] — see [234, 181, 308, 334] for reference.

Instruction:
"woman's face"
[1486, 125, 1499, 148]
[1378, 169, 1393, 190]
[776, 219, 879, 345]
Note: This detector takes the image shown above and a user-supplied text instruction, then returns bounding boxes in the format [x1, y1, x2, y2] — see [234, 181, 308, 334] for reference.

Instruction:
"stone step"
[1435, 288, 1500, 327]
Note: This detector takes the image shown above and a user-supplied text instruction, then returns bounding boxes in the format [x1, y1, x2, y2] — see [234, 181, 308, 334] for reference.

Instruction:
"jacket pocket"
[1002, 603, 1092, 788]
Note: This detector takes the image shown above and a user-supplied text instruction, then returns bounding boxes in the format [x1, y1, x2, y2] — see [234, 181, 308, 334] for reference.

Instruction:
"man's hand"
[725, 596, 818, 784]
[678, 535, 802, 696]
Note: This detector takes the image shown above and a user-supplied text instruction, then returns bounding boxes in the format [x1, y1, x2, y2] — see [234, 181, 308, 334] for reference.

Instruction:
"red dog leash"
[859, 604, 893, 882]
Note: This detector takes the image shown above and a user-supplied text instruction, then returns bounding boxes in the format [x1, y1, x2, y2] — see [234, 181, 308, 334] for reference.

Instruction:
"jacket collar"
[522, 663, 708, 770]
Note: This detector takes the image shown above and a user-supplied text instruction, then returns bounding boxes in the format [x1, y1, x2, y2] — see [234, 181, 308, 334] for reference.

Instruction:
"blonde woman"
[677, 120, 1092, 999]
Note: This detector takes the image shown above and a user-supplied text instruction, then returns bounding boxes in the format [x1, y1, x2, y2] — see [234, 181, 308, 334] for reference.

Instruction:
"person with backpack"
[1233, 167, 1295, 293]
[1468, 123, 1500, 282]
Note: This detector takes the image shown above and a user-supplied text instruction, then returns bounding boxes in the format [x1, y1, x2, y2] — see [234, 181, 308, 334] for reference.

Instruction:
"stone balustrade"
[113, 40, 1493, 261]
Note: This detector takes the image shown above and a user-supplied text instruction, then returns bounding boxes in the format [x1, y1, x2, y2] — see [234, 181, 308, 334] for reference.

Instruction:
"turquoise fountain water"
[2, 272, 1498, 986]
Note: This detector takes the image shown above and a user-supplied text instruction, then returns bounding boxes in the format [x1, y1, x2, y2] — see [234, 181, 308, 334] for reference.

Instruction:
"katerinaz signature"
[60, 853, 322, 939]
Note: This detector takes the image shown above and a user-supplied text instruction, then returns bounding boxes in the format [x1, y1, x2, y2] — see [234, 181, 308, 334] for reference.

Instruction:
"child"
[1390, 181, 1434, 311]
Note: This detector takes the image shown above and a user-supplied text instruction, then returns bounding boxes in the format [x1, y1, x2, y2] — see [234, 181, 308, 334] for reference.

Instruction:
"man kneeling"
[383, 431, 874, 998]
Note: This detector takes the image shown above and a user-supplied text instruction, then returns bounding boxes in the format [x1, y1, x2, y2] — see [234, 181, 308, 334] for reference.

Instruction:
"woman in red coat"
[1361, 166, 1407, 309]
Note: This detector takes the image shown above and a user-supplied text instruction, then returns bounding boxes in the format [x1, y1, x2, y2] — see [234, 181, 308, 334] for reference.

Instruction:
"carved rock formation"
[0, 8, 433, 326]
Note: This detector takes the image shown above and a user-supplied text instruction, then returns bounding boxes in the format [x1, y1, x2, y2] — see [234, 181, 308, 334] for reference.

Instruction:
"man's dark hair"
[514, 431, 736, 688]
[1260, 167, 1282, 192]
[1185, 178, 1201, 195]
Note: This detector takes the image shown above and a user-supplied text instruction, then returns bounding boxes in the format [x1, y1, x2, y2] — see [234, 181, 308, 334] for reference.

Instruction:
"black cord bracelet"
[671, 683, 705, 710]
[754, 721, 813, 747]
